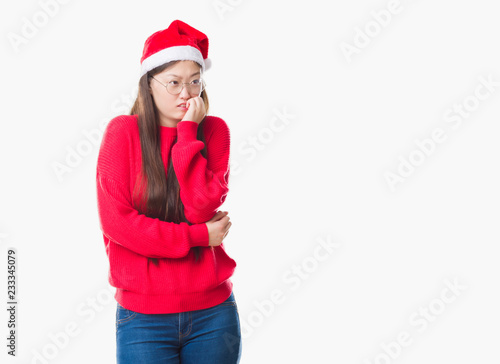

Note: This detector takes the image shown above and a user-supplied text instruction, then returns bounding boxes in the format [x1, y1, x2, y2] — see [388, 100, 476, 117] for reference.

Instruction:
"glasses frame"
[150, 75, 206, 96]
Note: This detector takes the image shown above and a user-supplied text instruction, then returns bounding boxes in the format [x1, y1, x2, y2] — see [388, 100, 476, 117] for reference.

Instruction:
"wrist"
[176, 120, 199, 142]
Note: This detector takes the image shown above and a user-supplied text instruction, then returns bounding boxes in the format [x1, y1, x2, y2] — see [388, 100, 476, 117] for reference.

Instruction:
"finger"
[194, 96, 204, 108]
[197, 97, 205, 110]
[213, 212, 228, 222]
[189, 97, 200, 111]
[191, 98, 203, 114]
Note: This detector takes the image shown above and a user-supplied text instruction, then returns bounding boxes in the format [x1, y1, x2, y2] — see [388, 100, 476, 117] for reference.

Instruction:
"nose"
[179, 84, 191, 99]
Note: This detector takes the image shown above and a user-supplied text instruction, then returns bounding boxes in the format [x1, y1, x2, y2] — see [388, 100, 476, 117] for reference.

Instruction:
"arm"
[171, 117, 230, 224]
[96, 172, 209, 259]
[96, 116, 208, 259]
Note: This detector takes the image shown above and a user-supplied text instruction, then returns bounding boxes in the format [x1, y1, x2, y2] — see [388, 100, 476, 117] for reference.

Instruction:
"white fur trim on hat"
[140, 45, 209, 77]
[204, 58, 212, 71]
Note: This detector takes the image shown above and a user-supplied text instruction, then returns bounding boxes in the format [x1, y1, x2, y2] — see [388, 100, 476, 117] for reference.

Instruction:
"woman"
[96, 19, 242, 363]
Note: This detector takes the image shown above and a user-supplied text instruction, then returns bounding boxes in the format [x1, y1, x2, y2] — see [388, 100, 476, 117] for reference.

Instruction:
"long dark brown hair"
[129, 60, 210, 266]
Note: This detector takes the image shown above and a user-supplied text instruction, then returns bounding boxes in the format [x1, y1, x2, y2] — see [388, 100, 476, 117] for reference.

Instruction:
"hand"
[180, 96, 206, 124]
[205, 211, 231, 247]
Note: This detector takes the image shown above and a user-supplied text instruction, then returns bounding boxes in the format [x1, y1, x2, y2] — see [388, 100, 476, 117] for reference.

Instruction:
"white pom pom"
[204, 58, 212, 71]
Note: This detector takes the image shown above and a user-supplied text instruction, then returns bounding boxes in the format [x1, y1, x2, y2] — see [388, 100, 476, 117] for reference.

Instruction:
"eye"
[191, 79, 201, 85]
[168, 80, 179, 85]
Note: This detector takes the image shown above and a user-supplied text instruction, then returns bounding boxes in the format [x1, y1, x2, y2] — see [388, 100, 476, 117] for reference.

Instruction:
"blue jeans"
[116, 292, 242, 363]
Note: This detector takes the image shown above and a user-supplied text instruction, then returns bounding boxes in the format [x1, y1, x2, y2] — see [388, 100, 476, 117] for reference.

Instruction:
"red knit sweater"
[95, 114, 236, 314]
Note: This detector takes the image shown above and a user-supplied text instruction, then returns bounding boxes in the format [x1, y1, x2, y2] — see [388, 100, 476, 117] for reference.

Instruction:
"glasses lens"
[167, 83, 182, 95]
[188, 79, 203, 95]
[166, 79, 205, 95]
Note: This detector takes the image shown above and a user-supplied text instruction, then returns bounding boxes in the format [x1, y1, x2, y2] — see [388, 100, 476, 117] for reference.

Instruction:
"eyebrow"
[164, 72, 200, 77]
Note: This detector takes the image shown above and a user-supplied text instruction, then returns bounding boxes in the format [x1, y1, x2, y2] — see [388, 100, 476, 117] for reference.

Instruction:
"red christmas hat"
[140, 20, 211, 77]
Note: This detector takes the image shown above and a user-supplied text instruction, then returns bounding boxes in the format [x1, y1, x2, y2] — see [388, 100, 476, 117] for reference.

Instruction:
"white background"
[1, 0, 499, 363]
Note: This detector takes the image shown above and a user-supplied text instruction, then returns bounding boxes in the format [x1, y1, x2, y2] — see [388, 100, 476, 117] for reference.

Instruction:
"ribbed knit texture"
[96, 114, 235, 314]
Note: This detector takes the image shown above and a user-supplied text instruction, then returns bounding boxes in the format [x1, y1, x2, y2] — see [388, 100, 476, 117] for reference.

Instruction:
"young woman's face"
[149, 60, 202, 127]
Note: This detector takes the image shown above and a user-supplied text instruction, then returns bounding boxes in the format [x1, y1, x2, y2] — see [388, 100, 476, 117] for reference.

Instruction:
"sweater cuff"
[190, 223, 209, 247]
[177, 121, 199, 142]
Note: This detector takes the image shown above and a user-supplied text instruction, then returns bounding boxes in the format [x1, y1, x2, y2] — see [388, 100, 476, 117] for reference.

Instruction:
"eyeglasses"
[150, 75, 206, 96]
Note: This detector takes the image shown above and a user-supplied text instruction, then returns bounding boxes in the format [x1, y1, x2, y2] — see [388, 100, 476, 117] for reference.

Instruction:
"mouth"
[177, 103, 187, 109]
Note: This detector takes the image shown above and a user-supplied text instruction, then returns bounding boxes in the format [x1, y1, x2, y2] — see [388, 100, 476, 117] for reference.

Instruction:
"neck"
[159, 115, 180, 128]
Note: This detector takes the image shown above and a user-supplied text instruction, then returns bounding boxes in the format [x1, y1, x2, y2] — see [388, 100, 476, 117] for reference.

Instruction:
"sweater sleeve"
[96, 116, 209, 259]
[171, 118, 230, 224]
